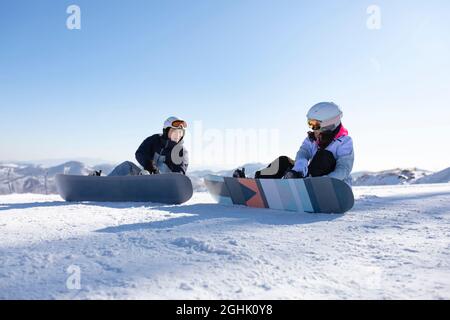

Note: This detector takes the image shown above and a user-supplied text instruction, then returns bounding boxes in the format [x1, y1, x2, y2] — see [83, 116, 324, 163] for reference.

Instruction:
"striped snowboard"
[204, 175, 354, 214]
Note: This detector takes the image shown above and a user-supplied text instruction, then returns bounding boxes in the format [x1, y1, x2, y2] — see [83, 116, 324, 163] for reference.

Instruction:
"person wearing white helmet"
[286, 102, 354, 184]
[236, 102, 354, 185]
[108, 116, 189, 176]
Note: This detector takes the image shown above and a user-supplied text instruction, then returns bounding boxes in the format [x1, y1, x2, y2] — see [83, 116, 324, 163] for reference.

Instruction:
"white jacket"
[293, 131, 354, 186]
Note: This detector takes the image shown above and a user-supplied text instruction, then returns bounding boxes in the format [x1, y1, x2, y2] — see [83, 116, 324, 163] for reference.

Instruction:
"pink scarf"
[315, 124, 349, 147]
[335, 124, 349, 139]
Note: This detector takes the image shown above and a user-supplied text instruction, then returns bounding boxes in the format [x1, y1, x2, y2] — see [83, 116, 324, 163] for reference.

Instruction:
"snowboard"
[204, 175, 354, 214]
[56, 173, 193, 204]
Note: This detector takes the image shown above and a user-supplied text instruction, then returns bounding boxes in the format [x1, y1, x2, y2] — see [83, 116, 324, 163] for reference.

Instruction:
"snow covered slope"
[0, 162, 115, 195]
[352, 168, 432, 186]
[414, 167, 450, 184]
[0, 183, 449, 299]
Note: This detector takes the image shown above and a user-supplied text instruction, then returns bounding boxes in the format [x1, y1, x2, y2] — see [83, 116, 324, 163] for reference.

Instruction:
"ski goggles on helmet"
[169, 120, 187, 129]
[307, 119, 322, 131]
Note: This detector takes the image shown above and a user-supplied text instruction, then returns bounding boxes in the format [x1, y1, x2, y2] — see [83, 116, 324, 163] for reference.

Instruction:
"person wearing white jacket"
[287, 102, 355, 185]
[235, 102, 354, 186]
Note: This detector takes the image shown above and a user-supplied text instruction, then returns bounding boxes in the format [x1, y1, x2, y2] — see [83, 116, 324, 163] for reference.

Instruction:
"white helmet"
[306, 102, 343, 132]
[163, 116, 187, 130]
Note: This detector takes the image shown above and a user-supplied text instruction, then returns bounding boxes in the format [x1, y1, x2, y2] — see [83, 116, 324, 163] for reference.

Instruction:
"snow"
[352, 168, 432, 186]
[0, 183, 449, 300]
[0, 163, 22, 169]
[415, 168, 450, 184]
[0, 162, 116, 195]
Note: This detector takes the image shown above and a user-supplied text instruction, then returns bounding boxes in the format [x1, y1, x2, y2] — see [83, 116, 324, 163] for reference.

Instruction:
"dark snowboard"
[56, 173, 193, 204]
[204, 175, 354, 214]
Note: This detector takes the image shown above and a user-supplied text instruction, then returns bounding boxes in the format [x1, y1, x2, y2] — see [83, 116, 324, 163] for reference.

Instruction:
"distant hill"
[351, 168, 432, 186]
[0, 161, 448, 195]
[0, 162, 116, 195]
[0, 161, 267, 194]
[413, 167, 450, 184]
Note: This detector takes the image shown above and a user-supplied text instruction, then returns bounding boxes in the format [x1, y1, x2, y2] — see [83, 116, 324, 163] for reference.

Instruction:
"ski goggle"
[307, 119, 322, 131]
[170, 120, 188, 129]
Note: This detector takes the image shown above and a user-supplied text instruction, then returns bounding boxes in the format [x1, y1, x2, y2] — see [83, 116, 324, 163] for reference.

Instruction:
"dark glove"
[89, 170, 102, 177]
[233, 168, 246, 178]
[283, 170, 304, 179]
[150, 166, 160, 175]
[146, 161, 160, 175]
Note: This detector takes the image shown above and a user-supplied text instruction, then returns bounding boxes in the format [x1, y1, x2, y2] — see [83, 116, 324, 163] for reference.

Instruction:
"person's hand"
[232, 168, 246, 178]
[149, 167, 160, 175]
[283, 170, 304, 179]
[146, 161, 160, 175]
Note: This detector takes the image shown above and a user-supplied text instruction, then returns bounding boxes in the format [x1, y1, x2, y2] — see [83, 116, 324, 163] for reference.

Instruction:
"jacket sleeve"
[327, 137, 354, 181]
[293, 138, 314, 177]
[135, 135, 158, 170]
[166, 145, 189, 174]
[178, 148, 189, 174]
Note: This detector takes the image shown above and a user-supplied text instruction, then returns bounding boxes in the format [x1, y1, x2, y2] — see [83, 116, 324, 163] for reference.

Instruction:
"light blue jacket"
[293, 135, 355, 186]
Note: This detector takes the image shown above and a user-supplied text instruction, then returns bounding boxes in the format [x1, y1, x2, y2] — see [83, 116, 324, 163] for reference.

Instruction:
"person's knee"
[277, 156, 294, 166]
[278, 156, 293, 162]
[110, 161, 140, 176]
[308, 150, 336, 177]
[267, 156, 293, 168]
[257, 156, 294, 179]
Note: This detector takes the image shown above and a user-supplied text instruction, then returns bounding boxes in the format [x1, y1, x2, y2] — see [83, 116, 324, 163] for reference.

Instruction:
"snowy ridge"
[0, 162, 115, 195]
[0, 161, 268, 195]
[1, 161, 449, 195]
[414, 167, 450, 184]
[351, 168, 433, 186]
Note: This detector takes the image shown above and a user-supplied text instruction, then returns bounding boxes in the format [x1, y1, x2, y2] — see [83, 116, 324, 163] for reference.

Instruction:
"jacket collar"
[335, 124, 348, 140]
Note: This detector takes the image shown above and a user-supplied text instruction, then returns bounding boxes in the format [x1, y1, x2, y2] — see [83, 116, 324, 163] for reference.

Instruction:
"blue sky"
[1, 0, 449, 171]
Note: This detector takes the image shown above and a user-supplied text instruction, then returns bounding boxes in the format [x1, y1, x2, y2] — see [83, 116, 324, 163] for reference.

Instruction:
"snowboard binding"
[233, 168, 246, 178]
[89, 170, 102, 177]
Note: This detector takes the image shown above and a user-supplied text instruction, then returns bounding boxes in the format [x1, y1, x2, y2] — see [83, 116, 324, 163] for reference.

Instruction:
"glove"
[283, 170, 304, 179]
[233, 168, 246, 178]
[89, 170, 102, 177]
[146, 161, 160, 175]
[149, 166, 160, 175]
